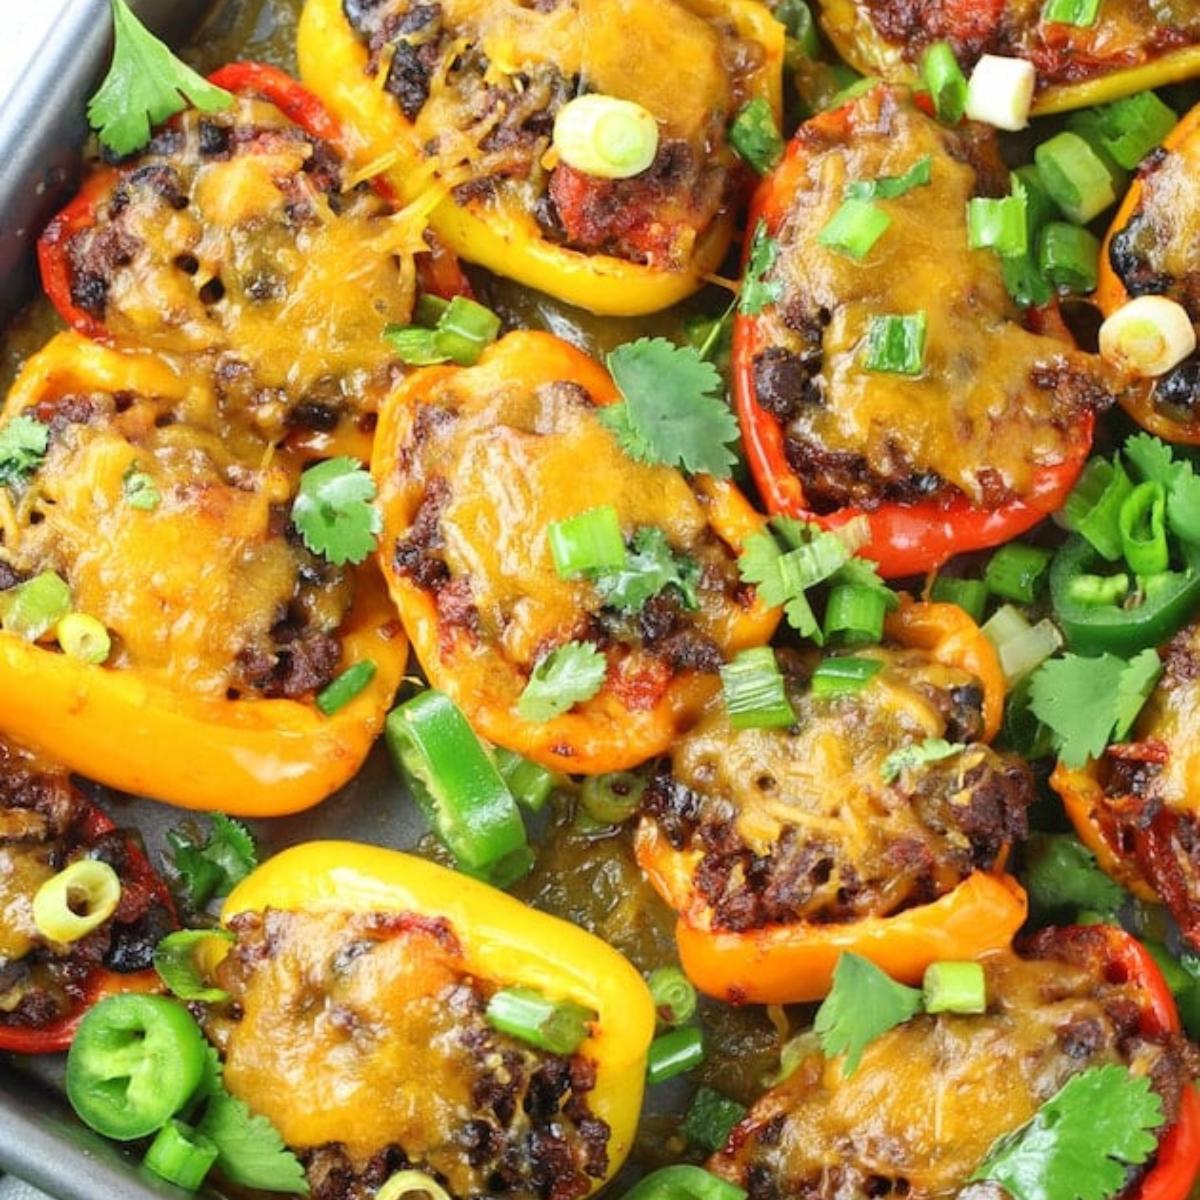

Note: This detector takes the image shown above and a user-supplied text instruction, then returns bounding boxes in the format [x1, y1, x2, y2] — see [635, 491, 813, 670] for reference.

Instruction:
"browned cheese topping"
[0, 384, 350, 698]
[639, 645, 1032, 930]
[0, 738, 172, 1030]
[65, 96, 415, 431]
[752, 87, 1112, 512]
[208, 908, 609, 1200]
[342, 0, 769, 268]
[708, 927, 1195, 1200]
[391, 375, 747, 682]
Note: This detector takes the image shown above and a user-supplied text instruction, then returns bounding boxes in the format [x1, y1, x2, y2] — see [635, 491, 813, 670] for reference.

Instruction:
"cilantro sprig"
[1123, 432, 1200, 544]
[879, 737, 965, 783]
[970, 1064, 1164, 1200]
[518, 641, 607, 721]
[292, 457, 381, 566]
[89, 0, 232, 156]
[740, 221, 782, 315]
[600, 339, 739, 478]
[1027, 648, 1161, 768]
[0, 415, 49, 490]
[1021, 833, 1126, 922]
[814, 953, 923, 1076]
[166, 813, 258, 910]
[593, 528, 700, 614]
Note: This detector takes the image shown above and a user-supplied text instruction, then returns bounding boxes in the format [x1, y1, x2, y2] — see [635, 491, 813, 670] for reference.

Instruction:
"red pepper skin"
[37, 62, 468, 341]
[0, 803, 175, 1056]
[732, 98, 1094, 578]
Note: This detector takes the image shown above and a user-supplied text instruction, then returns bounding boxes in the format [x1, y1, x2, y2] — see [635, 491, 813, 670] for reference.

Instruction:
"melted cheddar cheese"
[67, 97, 416, 429]
[760, 87, 1102, 507]
[709, 937, 1182, 1198]
[210, 909, 606, 1196]
[396, 374, 746, 670]
[643, 645, 1031, 927]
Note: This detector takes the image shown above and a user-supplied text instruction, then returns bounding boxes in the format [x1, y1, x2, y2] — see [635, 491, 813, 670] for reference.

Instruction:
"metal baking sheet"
[0, 3, 431, 1195]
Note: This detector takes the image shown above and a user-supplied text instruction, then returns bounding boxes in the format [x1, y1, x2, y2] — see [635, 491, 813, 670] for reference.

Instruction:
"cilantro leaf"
[593, 528, 700, 613]
[845, 155, 932, 200]
[518, 641, 607, 721]
[814, 952, 923, 1077]
[1028, 652, 1161, 768]
[601, 339, 739, 478]
[1123, 432, 1175, 486]
[0, 416, 49, 489]
[740, 220, 783, 315]
[291, 456, 381, 566]
[879, 737, 965, 784]
[970, 1064, 1163, 1200]
[88, 0, 233, 156]
[166, 813, 258, 910]
[1021, 833, 1126, 920]
[197, 1087, 309, 1195]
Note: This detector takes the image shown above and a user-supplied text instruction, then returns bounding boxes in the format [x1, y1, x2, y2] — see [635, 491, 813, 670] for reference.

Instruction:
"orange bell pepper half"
[0, 334, 406, 815]
[635, 599, 1025, 1004]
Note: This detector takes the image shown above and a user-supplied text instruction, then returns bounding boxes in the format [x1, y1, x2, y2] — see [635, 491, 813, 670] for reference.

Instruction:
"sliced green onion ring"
[485, 986, 595, 1055]
[33, 859, 122, 944]
[922, 960, 987, 1014]
[1118, 481, 1169, 577]
[920, 42, 967, 124]
[647, 1026, 705, 1085]
[143, 1120, 219, 1191]
[553, 93, 659, 179]
[811, 655, 884, 697]
[647, 966, 698, 1028]
[720, 647, 795, 730]
[549, 505, 626, 579]
[316, 660, 377, 716]
[580, 771, 647, 824]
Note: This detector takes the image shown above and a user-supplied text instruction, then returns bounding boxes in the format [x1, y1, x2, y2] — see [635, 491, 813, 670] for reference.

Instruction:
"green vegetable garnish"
[291, 456, 381, 566]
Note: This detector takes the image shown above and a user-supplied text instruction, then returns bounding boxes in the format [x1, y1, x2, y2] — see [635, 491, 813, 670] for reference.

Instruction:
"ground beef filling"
[639, 646, 1033, 931]
[388, 378, 748, 684]
[3, 387, 350, 699]
[1107, 138, 1200, 423]
[708, 926, 1196, 1200]
[752, 86, 1113, 513]
[340, 0, 757, 269]
[858, 0, 1200, 87]
[208, 909, 609, 1200]
[0, 739, 173, 1030]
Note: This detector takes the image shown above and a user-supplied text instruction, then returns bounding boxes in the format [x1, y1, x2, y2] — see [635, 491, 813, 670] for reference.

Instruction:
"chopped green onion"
[0, 571, 71, 641]
[825, 74, 880, 111]
[647, 1026, 705, 1085]
[824, 584, 888, 644]
[921, 42, 967, 124]
[383, 326, 453, 366]
[1012, 165, 1059, 237]
[778, 536, 852, 593]
[845, 156, 932, 201]
[385, 690, 529, 880]
[982, 604, 1063, 685]
[984, 542, 1053, 604]
[647, 966, 698, 1027]
[967, 195, 1028, 258]
[55, 613, 111, 664]
[1119, 481, 1169, 577]
[720, 647, 795, 730]
[436, 296, 503, 365]
[414, 293, 450, 327]
[1071, 91, 1177, 170]
[377, 1171, 454, 1200]
[143, 1120, 219, 1191]
[620, 1166, 746, 1200]
[486, 986, 594, 1054]
[729, 98, 784, 175]
[1038, 222, 1100, 294]
[1066, 572, 1130, 607]
[32, 859, 122, 944]
[1063, 456, 1134, 562]
[580, 771, 647, 824]
[1034, 131, 1117, 224]
[548, 505, 627, 579]
[682, 1087, 746, 1153]
[776, 0, 819, 57]
[153, 929, 234, 1003]
[494, 748, 557, 813]
[965, 54, 1035, 131]
[922, 960, 987, 1014]
[315, 660, 377, 716]
[1100, 295, 1198, 378]
[1041, 0, 1101, 24]
[929, 576, 989, 623]
[553, 93, 659, 179]
[122, 463, 160, 511]
[862, 312, 926, 375]
[818, 198, 891, 260]
[811, 655, 884, 697]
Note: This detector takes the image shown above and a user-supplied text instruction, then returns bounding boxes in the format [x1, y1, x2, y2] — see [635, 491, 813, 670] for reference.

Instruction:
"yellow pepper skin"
[817, 0, 1200, 115]
[296, 0, 784, 316]
[222, 842, 656, 1186]
[0, 334, 407, 816]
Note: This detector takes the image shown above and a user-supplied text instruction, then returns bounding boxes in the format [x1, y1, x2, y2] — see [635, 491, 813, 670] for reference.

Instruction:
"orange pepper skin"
[816, 0, 1200, 116]
[1097, 101, 1200, 445]
[296, 0, 784, 316]
[222, 842, 655, 1190]
[0, 334, 407, 815]
[371, 330, 779, 775]
[634, 599, 1025, 1003]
